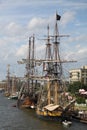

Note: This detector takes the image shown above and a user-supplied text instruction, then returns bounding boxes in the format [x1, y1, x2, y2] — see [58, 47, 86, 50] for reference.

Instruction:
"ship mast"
[25, 35, 35, 95]
[43, 13, 67, 106]
[53, 13, 62, 105]
[25, 37, 31, 94]
[6, 64, 10, 94]
[11, 74, 16, 94]
[44, 25, 53, 74]
[37, 13, 64, 106]
[45, 25, 52, 105]
[17, 35, 35, 96]
[31, 35, 35, 94]
[52, 13, 72, 106]
[53, 13, 62, 78]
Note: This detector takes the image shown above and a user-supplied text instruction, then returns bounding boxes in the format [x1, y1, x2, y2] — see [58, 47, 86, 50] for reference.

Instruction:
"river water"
[0, 93, 87, 130]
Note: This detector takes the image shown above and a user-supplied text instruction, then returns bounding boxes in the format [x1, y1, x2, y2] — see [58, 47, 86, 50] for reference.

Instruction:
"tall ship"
[36, 13, 75, 121]
[4, 64, 11, 97]
[17, 35, 39, 108]
[4, 64, 19, 99]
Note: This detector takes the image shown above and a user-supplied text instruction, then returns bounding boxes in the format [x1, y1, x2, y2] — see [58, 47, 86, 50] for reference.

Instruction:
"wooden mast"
[47, 79, 51, 105]
[28, 37, 31, 94]
[45, 25, 52, 105]
[7, 64, 10, 94]
[12, 74, 16, 95]
[31, 35, 35, 94]
[53, 13, 62, 105]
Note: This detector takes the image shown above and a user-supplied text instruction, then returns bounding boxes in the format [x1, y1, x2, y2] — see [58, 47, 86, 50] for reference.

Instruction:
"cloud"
[28, 18, 46, 29]
[0, 0, 86, 80]
[4, 22, 25, 36]
[78, 48, 87, 54]
[27, 15, 54, 32]
[16, 44, 28, 57]
[76, 44, 81, 48]
[60, 0, 87, 10]
[60, 11, 76, 27]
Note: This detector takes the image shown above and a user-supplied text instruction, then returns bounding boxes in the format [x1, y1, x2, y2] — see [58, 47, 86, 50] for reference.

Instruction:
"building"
[69, 66, 87, 85]
[0, 80, 6, 91]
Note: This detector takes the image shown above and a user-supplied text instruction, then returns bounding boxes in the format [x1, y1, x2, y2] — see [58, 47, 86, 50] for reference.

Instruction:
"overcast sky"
[0, 0, 87, 80]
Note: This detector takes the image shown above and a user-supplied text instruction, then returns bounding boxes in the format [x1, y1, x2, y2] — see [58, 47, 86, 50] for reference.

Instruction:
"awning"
[44, 104, 63, 111]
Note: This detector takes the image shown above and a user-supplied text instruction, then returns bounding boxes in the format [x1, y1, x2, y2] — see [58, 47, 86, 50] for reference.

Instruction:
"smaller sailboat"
[9, 75, 18, 99]
[9, 92, 18, 99]
[4, 64, 11, 97]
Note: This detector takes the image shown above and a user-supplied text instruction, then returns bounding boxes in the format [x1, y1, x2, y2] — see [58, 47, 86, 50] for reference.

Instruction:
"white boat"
[62, 120, 72, 126]
[9, 92, 18, 99]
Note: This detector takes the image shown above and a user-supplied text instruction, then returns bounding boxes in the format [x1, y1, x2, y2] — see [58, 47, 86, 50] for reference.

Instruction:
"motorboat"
[62, 120, 72, 126]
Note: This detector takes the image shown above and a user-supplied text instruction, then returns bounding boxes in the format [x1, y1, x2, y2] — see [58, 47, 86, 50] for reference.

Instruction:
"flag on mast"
[56, 14, 61, 20]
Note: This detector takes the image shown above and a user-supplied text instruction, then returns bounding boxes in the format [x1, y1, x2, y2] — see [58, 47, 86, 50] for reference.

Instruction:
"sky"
[0, 0, 87, 80]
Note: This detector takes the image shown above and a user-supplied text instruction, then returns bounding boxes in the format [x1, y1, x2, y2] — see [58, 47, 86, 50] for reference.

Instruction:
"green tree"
[68, 82, 82, 94]
[76, 97, 85, 104]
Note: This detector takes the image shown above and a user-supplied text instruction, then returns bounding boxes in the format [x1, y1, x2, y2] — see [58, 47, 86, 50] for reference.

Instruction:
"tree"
[68, 81, 81, 94]
[76, 97, 85, 104]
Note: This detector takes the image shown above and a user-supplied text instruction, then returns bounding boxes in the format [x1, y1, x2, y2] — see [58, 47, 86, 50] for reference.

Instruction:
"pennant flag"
[56, 14, 61, 20]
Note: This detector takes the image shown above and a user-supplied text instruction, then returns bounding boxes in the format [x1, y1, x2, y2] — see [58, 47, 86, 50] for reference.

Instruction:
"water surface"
[0, 93, 87, 130]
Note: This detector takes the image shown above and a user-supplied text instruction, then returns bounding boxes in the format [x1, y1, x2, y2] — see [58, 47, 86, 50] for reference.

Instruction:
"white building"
[69, 66, 87, 85]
